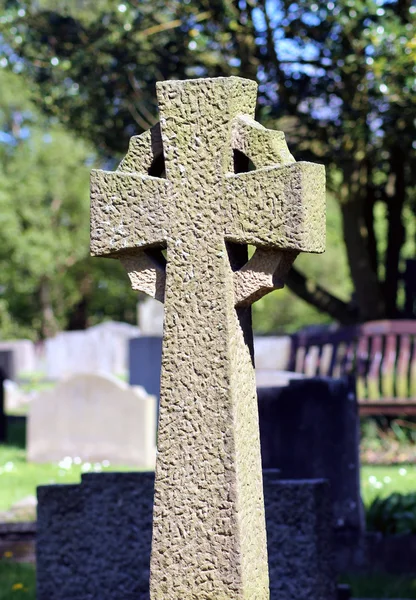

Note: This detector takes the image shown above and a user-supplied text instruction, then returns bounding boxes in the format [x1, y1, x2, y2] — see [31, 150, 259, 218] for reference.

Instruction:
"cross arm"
[90, 170, 169, 257]
[224, 161, 326, 254]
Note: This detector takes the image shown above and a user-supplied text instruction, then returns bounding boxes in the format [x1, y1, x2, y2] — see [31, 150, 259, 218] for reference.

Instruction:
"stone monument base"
[37, 471, 340, 600]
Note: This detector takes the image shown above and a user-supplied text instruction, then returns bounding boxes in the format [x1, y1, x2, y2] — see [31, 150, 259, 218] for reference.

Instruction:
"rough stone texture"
[36, 472, 338, 600]
[36, 472, 154, 600]
[257, 377, 364, 535]
[90, 76, 326, 599]
[28, 373, 156, 467]
[263, 474, 337, 600]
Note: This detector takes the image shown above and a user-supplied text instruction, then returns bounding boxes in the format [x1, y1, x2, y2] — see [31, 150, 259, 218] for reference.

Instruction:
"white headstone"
[27, 373, 156, 468]
[0, 340, 37, 375]
[137, 298, 164, 336]
[45, 321, 140, 379]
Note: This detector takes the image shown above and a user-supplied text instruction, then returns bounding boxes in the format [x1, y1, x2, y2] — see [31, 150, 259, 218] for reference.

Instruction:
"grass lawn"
[361, 464, 416, 505]
[0, 446, 415, 516]
[0, 420, 139, 518]
[0, 417, 415, 518]
[340, 573, 416, 598]
[0, 562, 35, 600]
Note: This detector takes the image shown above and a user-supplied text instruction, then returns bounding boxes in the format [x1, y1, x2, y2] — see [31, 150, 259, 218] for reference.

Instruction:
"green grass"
[1, 419, 416, 520]
[340, 572, 416, 598]
[0, 562, 35, 600]
[361, 464, 416, 506]
[0, 421, 139, 518]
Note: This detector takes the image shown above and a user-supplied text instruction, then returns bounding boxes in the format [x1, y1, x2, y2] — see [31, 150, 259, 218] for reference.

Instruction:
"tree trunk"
[384, 148, 406, 317]
[39, 278, 58, 338]
[341, 198, 385, 321]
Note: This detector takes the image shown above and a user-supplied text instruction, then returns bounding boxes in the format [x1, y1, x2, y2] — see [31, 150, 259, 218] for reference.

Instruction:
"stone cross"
[90, 77, 325, 599]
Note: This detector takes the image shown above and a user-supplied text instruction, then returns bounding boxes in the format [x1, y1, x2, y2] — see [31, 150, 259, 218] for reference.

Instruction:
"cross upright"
[90, 77, 325, 600]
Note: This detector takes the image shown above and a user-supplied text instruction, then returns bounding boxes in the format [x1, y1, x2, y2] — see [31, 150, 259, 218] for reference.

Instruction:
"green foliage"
[0, 0, 414, 330]
[366, 492, 416, 535]
[0, 562, 35, 600]
[0, 69, 138, 338]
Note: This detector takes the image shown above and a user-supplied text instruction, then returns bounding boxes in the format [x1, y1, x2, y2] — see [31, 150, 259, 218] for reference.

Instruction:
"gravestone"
[28, 373, 156, 468]
[264, 473, 337, 600]
[91, 77, 325, 597]
[138, 297, 164, 335]
[0, 350, 14, 442]
[258, 376, 364, 536]
[0, 340, 36, 375]
[129, 334, 297, 398]
[129, 337, 163, 398]
[37, 470, 339, 600]
[45, 321, 139, 378]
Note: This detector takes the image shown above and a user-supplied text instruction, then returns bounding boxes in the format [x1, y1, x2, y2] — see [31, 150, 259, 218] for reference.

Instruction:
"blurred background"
[0, 0, 414, 338]
[0, 2, 415, 596]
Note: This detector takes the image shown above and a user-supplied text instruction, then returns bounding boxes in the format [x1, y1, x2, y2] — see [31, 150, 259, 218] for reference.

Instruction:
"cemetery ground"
[1, 409, 416, 597]
[1, 415, 416, 520]
[1, 419, 416, 600]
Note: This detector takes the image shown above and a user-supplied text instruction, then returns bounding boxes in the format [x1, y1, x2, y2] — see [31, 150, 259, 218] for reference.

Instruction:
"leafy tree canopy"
[0, 0, 415, 330]
[0, 68, 137, 338]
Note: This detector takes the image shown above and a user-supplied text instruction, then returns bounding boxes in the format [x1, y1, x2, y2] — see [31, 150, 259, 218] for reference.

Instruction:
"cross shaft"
[90, 77, 325, 600]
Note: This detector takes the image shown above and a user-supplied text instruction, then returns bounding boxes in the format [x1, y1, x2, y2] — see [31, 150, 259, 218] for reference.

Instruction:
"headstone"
[264, 473, 337, 600]
[27, 373, 156, 468]
[45, 321, 140, 379]
[138, 297, 164, 335]
[37, 471, 337, 600]
[90, 77, 325, 596]
[254, 336, 292, 370]
[37, 473, 154, 600]
[0, 350, 15, 381]
[129, 337, 163, 399]
[0, 340, 36, 375]
[258, 376, 364, 536]
[129, 336, 298, 398]
[0, 350, 14, 442]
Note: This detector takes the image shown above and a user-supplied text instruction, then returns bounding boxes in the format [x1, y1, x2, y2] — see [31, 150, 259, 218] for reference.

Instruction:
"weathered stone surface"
[90, 76, 326, 599]
[36, 471, 337, 600]
[28, 373, 156, 467]
[36, 473, 154, 600]
[264, 474, 337, 600]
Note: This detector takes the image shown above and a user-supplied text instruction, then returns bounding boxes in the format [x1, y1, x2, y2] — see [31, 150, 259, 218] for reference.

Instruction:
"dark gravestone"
[129, 337, 162, 399]
[37, 471, 338, 600]
[37, 472, 154, 600]
[258, 376, 364, 536]
[0, 350, 15, 381]
[264, 472, 337, 600]
[0, 350, 14, 442]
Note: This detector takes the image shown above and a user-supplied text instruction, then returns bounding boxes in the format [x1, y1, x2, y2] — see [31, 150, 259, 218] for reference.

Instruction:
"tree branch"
[286, 267, 359, 325]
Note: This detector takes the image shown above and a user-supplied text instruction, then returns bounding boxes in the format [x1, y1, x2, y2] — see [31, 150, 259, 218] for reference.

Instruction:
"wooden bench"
[288, 320, 416, 415]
